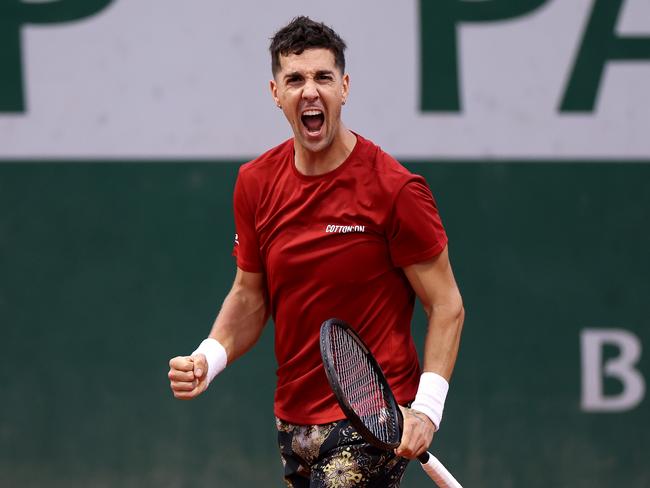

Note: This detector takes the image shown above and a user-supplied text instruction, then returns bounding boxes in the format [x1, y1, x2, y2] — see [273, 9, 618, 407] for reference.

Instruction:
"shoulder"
[238, 138, 293, 179]
[235, 138, 293, 205]
[354, 133, 422, 192]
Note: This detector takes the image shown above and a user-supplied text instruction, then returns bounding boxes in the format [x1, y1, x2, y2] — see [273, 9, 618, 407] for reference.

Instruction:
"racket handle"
[418, 451, 463, 488]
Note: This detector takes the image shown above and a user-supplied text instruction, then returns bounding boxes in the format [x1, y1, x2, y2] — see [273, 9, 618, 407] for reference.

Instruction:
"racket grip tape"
[418, 451, 463, 488]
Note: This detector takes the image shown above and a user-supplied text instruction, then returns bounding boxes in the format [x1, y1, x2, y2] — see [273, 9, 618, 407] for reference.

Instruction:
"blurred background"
[1, 1, 648, 486]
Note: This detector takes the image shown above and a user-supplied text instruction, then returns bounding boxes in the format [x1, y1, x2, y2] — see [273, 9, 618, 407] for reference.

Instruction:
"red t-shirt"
[233, 133, 448, 424]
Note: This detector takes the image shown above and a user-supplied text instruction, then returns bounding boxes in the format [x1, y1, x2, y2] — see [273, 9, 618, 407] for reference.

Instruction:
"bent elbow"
[450, 291, 465, 334]
[456, 301, 465, 331]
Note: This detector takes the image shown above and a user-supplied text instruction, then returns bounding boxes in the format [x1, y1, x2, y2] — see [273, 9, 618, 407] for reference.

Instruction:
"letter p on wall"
[0, 0, 114, 113]
[419, 0, 549, 112]
[581, 329, 646, 412]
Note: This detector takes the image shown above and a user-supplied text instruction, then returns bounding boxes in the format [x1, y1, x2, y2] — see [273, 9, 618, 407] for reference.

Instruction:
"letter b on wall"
[581, 329, 646, 412]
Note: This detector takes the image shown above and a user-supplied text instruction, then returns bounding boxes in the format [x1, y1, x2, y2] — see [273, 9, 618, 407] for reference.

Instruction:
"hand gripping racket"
[319, 318, 462, 488]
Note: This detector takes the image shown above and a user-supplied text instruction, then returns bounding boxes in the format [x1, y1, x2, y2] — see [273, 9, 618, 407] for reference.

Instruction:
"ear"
[270, 79, 281, 108]
[341, 73, 350, 105]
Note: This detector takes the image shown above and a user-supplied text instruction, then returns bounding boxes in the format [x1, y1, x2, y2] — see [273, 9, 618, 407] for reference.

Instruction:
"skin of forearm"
[208, 284, 268, 364]
[421, 298, 464, 380]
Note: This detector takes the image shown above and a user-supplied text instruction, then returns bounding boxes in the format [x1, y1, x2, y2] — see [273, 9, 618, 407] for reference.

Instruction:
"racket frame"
[319, 317, 403, 451]
[320, 318, 463, 487]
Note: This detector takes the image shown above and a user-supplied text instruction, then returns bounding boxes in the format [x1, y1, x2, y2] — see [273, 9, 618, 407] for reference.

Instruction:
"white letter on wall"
[581, 329, 645, 412]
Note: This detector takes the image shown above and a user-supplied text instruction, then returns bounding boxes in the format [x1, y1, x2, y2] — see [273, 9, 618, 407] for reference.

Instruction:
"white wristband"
[191, 338, 227, 385]
[410, 372, 449, 431]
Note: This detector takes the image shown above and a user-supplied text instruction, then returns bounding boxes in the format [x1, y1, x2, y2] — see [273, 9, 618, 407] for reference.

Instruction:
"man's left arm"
[395, 244, 465, 459]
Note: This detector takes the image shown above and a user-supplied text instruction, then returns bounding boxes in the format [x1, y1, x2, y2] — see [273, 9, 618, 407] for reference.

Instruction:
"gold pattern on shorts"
[322, 448, 363, 487]
[291, 423, 336, 464]
[276, 418, 294, 433]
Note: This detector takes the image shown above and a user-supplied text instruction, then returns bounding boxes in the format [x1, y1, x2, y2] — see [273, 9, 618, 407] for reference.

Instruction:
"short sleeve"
[387, 177, 448, 267]
[232, 170, 264, 272]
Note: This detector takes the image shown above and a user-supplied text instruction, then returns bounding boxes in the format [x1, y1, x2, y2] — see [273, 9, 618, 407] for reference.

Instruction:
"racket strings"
[328, 326, 398, 444]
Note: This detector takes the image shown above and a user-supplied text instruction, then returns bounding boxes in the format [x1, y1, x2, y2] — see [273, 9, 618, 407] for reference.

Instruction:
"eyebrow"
[283, 69, 335, 81]
[283, 71, 302, 81]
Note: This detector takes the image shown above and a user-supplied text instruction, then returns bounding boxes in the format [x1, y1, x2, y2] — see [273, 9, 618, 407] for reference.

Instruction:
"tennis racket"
[319, 318, 462, 488]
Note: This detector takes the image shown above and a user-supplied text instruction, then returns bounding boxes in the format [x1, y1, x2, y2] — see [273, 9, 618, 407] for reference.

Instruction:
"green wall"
[1, 162, 648, 487]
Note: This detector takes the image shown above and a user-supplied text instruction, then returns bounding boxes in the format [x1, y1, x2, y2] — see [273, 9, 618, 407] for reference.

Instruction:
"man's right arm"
[168, 267, 268, 400]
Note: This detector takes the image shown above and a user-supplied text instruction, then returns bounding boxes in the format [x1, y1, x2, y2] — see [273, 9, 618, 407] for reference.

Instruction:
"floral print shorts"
[276, 417, 409, 487]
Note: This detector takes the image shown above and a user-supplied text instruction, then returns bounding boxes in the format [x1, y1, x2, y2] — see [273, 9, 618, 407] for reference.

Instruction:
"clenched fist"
[168, 354, 209, 400]
[395, 406, 435, 459]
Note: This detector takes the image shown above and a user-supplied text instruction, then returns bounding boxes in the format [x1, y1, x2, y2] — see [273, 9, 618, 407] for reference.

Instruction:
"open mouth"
[301, 110, 325, 134]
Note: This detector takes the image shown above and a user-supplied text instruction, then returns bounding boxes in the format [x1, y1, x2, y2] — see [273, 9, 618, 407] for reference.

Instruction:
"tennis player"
[168, 16, 464, 487]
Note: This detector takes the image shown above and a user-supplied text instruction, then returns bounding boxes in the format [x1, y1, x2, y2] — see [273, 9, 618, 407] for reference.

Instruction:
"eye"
[317, 74, 333, 81]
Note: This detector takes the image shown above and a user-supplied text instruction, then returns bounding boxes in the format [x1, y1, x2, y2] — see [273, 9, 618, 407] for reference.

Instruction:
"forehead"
[276, 48, 338, 75]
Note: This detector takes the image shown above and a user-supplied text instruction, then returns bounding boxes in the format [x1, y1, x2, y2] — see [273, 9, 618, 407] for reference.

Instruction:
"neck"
[294, 125, 357, 176]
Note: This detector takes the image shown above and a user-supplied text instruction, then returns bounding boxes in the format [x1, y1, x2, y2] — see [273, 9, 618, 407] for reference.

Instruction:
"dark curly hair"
[269, 16, 347, 76]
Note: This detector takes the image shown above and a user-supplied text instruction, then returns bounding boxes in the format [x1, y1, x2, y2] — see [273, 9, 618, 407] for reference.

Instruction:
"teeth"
[302, 110, 322, 116]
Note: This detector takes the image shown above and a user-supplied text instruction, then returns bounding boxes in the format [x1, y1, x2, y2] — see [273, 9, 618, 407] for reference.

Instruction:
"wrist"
[410, 372, 449, 431]
[192, 338, 227, 385]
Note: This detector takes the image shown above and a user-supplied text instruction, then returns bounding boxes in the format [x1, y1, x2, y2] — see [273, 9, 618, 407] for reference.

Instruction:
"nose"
[302, 79, 319, 101]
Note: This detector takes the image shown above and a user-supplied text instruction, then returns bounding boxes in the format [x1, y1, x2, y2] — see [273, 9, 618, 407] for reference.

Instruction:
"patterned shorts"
[276, 417, 409, 488]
